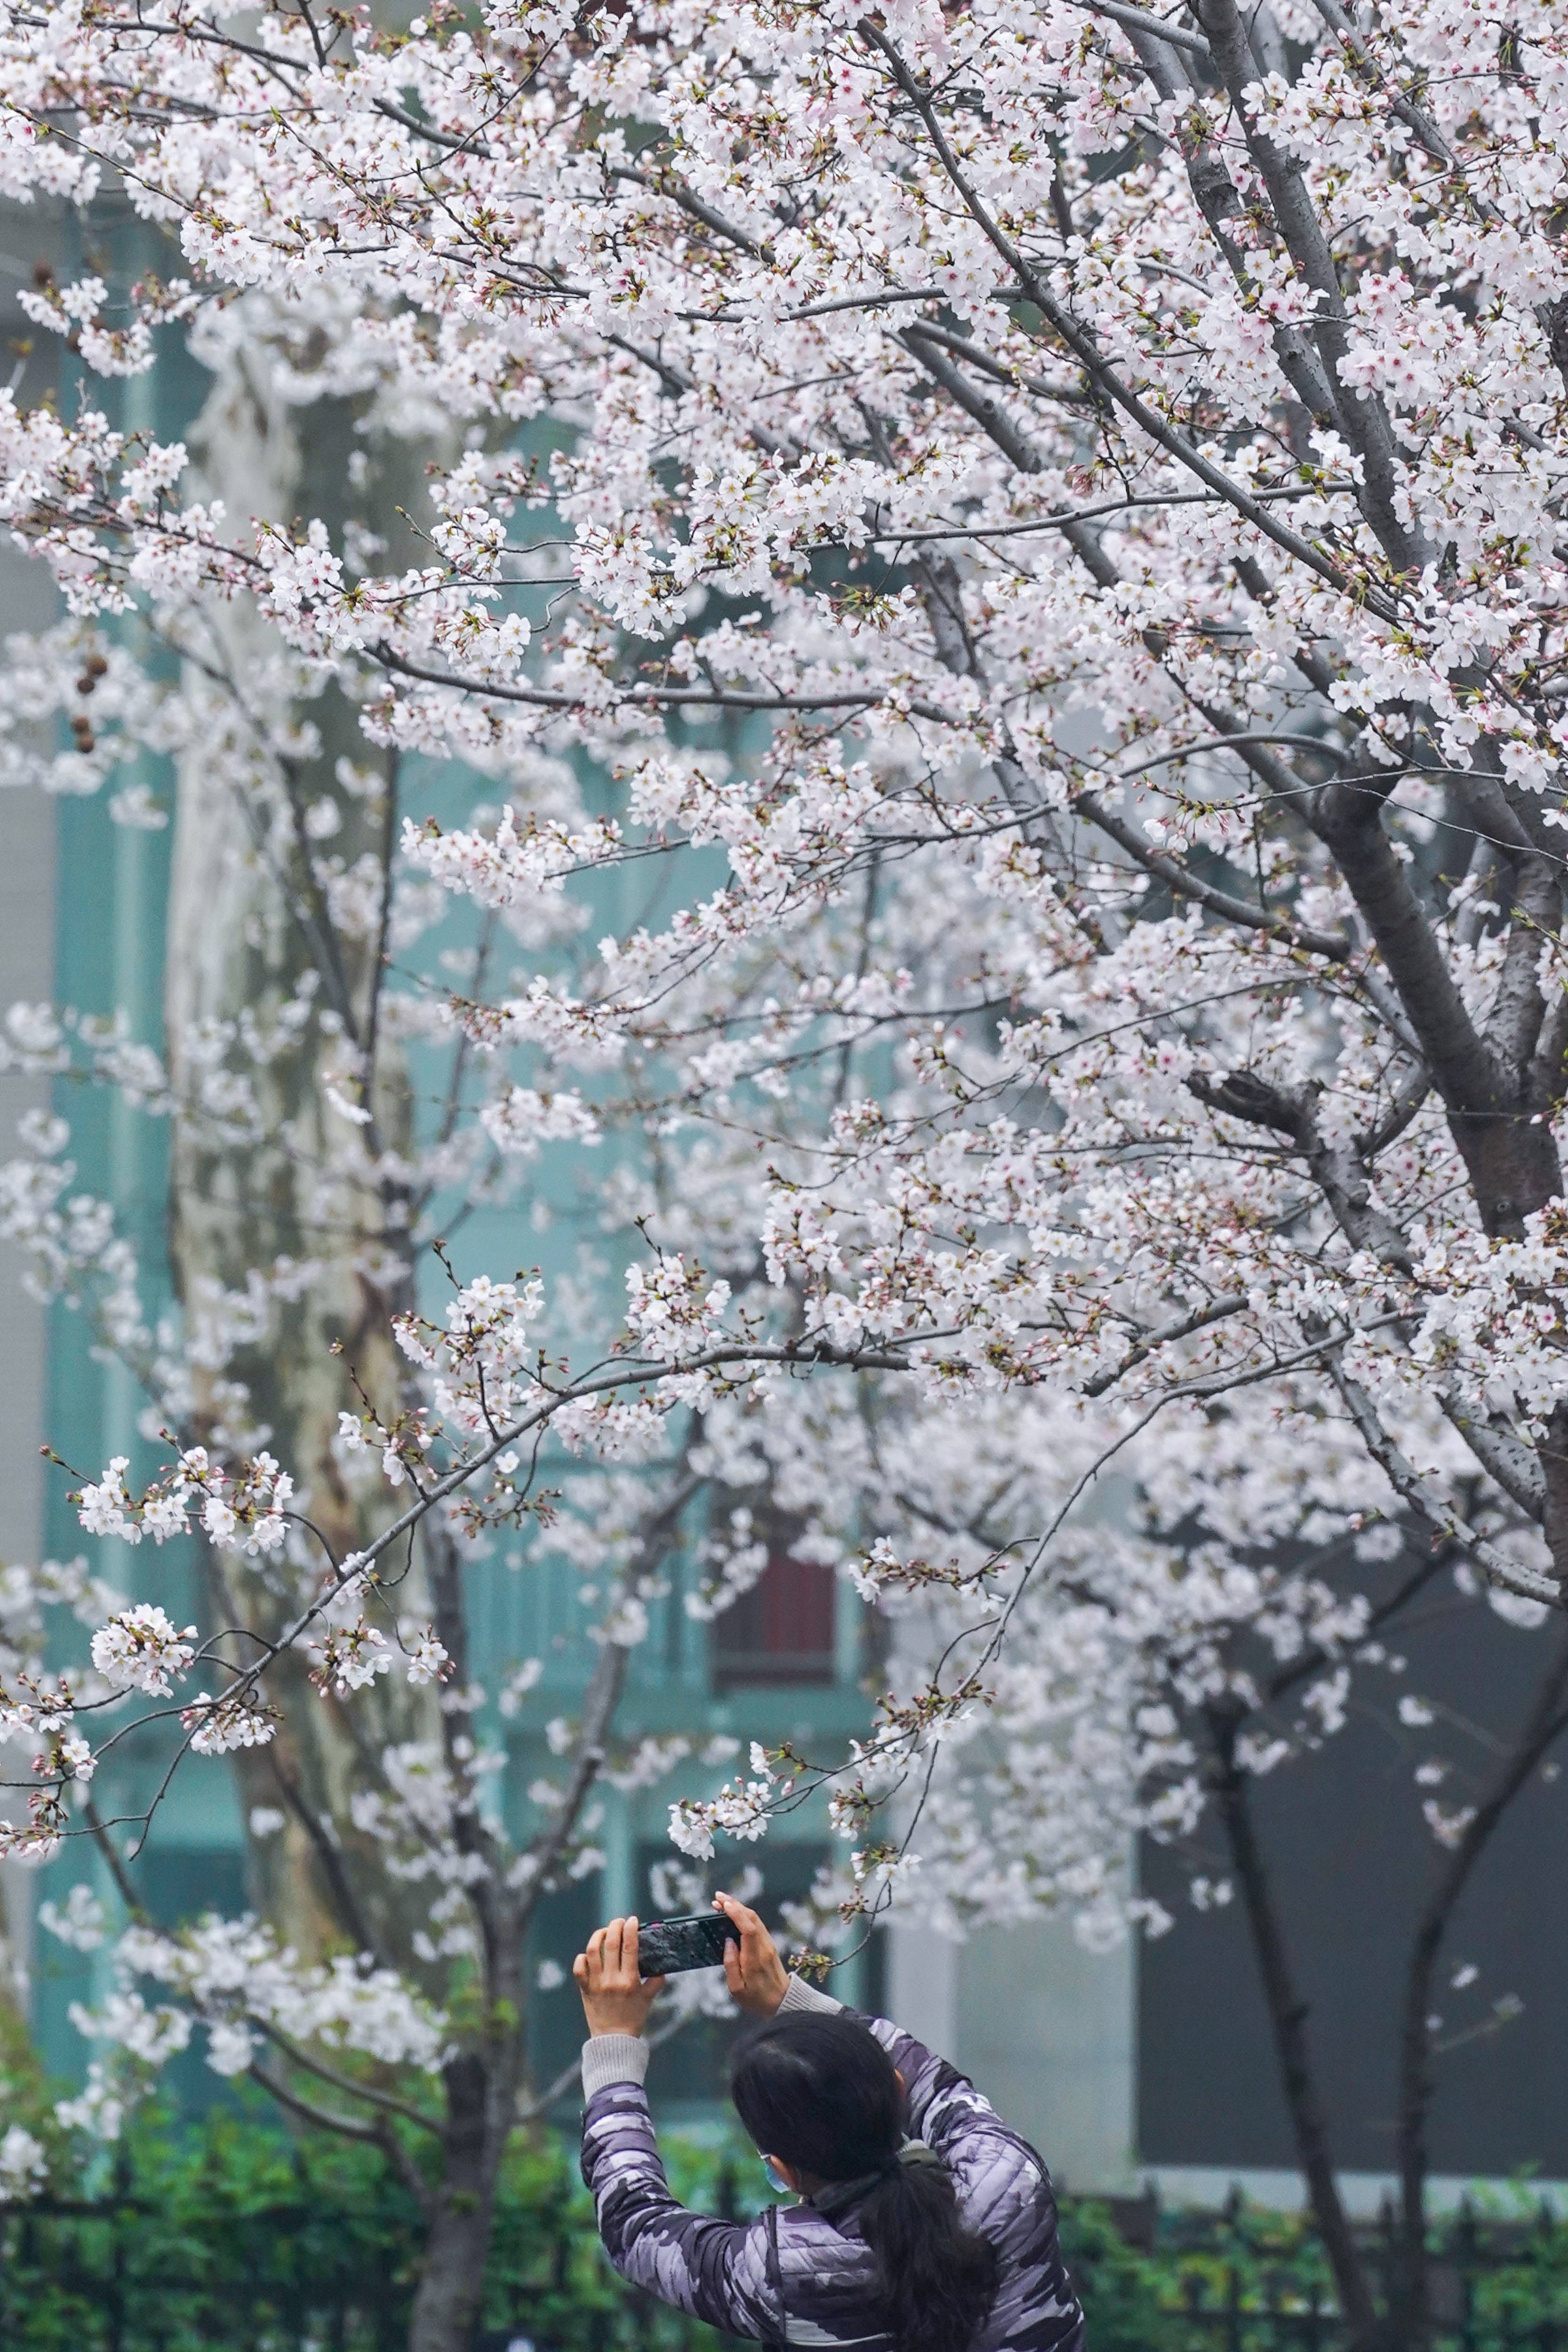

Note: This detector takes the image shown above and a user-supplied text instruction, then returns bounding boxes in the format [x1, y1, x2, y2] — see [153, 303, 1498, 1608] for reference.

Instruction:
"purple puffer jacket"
[579, 1977, 1087, 2352]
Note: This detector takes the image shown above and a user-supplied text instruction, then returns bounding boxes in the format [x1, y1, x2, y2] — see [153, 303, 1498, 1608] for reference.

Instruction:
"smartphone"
[637, 1911, 740, 1978]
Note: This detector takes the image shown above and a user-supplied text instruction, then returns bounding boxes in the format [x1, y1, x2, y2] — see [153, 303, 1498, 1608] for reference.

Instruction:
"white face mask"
[762, 2157, 794, 2195]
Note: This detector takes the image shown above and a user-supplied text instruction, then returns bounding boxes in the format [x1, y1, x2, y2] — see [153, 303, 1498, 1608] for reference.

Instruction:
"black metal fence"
[3, 2189, 409, 2352]
[9, 2174, 1568, 2352]
[1103, 2186, 1568, 2352]
[0, 2177, 743, 2352]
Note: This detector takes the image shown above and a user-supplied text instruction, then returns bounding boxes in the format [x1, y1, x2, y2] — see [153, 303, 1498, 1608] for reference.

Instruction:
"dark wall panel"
[1139, 1586, 1568, 2177]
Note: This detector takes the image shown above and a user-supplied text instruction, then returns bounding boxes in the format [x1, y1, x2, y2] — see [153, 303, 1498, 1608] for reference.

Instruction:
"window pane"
[712, 1549, 836, 1688]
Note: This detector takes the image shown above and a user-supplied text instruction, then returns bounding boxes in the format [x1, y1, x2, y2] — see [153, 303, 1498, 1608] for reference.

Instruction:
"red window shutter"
[712, 1549, 836, 1688]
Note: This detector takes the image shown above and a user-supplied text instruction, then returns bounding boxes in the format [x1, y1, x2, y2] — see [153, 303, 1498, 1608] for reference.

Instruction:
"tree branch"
[1189, 0, 1424, 574]
[374, 644, 947, 721]
[1187, 1071, 1414, 1268]
[1305, 779, 1554, 1233]
[1068, 0, 1214, 56]
[516, 1469, 705, 1934]
[898, 319, 1094, 407]
[858, 24, 1403, 620]
[1075, 786, 1354, 961]
[1333, 1365, 1560, 1605]
[1440, 1402, 1546, 1525]
[610, 165, 772, 261]
[374, 96, 493, 156]
[266, 1744, 390, 1971]
[80, 1792, 151, 1927]
[1529, 981, 1568, 1113]
[1081, 1294, 1250, 1398]
[1485, 851, 1558, 1078]
[1119, 17, 1340, 437]
[1267, 1540, 1451, 1705]
[256, 2019, 443, 2134]
[250, 2064, 435, 2212]
[898, 330, 1050, 476]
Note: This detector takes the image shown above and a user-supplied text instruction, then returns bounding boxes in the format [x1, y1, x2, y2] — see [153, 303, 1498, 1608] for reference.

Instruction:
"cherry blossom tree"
[0, 321, 766, 2347]
[0, 586, 747, 2349]
[3, 0, 1568, 2343]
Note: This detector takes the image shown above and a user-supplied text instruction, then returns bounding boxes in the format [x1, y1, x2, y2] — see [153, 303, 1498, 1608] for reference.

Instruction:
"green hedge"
[0, 2009, 759, 2351]
[9, 2010, 1568, 2352]
[0, 2097, 773, 2350]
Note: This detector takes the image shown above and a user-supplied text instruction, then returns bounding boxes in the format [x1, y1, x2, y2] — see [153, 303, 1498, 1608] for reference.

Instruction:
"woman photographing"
[574, 1892, 1087, 2352]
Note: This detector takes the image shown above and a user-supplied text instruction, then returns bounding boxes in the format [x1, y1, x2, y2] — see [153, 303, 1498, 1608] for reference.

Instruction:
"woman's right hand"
[716, 1891, 791, 2016]
[574, 1915, 665, 2038]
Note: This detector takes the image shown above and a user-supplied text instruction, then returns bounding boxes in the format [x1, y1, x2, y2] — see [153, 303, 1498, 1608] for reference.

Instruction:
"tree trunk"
[1393, 1632, 1568, 2352]
[410, 2046, 526, 2352]
[164, 331, 436, 1961]
[1207, 1703, 1381, 2352]
[0, 1859, 30, 2020]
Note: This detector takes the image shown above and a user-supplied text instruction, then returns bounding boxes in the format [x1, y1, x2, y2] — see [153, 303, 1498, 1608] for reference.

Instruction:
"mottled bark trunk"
[0, 1859, 30, 2019]
[164, 341, 432, 1962]
[414, 1505, 532, 2352]
[410, 2038, 528, 2352]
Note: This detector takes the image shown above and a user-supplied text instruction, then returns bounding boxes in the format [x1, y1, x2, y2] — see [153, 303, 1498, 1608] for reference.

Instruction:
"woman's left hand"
[574, 1915, 665, 2038]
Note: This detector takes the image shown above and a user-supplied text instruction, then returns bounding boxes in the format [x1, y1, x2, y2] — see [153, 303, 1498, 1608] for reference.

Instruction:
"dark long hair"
[731, 2014, 999, 2352]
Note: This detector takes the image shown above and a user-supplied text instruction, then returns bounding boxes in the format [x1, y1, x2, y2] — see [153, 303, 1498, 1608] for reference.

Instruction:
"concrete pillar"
[885, 1917, 1138, 2193]
[887, 1919, 958, 2055]
[954, 1921, 1137, 2191]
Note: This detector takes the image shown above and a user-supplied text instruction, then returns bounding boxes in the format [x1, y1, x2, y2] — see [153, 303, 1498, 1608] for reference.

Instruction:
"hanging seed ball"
[75, 671, 97, 696]
[70, 713, 94, 750]
[81, 650, 108, 680]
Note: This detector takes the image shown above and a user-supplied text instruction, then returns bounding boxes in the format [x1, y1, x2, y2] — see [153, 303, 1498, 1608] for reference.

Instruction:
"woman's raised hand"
[573, 1915, 665, 2038]
[716, 1891, 791, 2017]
